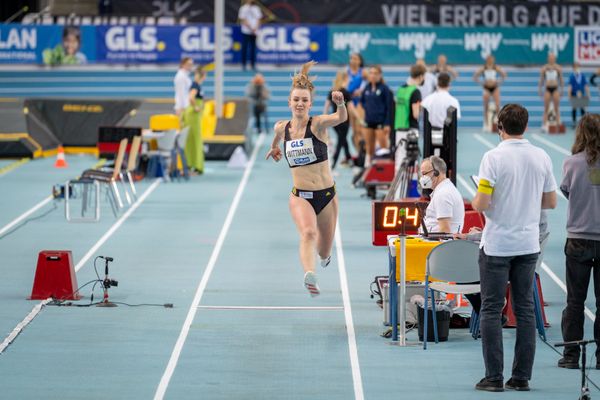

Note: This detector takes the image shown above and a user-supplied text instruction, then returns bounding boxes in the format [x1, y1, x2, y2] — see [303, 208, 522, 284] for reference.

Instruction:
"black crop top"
[283, 118, 328, 168]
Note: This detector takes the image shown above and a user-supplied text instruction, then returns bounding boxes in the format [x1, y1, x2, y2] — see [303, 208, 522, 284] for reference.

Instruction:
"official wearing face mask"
[419, 155, 464, 233]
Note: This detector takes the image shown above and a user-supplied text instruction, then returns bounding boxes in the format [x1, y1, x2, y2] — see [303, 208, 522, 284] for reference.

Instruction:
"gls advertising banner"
[95, 24, 327, 64]
[329, 26, 573, 65]
[0, 24, 96, 64]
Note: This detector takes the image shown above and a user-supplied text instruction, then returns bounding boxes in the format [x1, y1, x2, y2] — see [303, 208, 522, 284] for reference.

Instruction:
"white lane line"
[531, 133, 571, 156]
[0, 179, 161, 354]
[197, 305, 344, 311]
[153, 134, 265, 400]
[0, 196, 52, 237]
[473, 133, 497, 149]
[539, 263, 595, 321]
[457, 173, 594, 322]
[73, 179, 161, 272]
[335, 221, 365, 400]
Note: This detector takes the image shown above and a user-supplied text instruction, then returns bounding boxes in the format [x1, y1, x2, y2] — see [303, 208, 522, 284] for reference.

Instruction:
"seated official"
[420, 155, 465, 233]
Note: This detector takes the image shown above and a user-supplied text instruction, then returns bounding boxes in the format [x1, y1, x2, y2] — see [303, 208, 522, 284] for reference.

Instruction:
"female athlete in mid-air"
[266, 61, 347, 296]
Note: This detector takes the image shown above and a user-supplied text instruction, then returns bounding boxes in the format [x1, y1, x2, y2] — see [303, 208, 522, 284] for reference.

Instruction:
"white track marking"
[335, 222, 365, 400]
[473, 133, 497, 149]
[0, 196, 52, 237]
[153, 134, 265, 400]
[197, 305, 344, 311]
[73, 179, 160, 272]
[457, 173, 594, 322]
[531, 133, 571, 156]
[0, 179, 161, 354]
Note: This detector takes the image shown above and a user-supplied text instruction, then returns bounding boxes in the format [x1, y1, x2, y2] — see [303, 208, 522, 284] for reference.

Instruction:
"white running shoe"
[320, 255, 331, 268]
[304, 271, 320, 297]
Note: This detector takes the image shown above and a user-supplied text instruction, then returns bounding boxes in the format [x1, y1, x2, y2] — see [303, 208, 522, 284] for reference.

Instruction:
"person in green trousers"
[183, 66, 206, 173]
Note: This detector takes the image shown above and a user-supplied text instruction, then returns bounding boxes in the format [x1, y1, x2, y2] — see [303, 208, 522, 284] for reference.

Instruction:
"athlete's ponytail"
[291, 61, 317, 94]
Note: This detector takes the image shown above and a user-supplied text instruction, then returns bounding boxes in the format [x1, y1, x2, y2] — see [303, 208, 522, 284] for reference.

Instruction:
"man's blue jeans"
[479, 248, 538, 381]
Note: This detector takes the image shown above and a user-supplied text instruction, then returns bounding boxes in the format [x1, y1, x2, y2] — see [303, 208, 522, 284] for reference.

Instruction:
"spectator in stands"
[358, 65, 393, 166]
[246, 73, 270, 134]
[324, 70, 358, 171]
[238, 0, 263, 71]
[473, 55, 507, 132]
[412, 58, 437, 99]
[174, 57, 193, 117]
[431, 54, 458, 81]
[472, 104, 557, 392]
[419, 155, 464, 233]
[347, 53, 368, 152]
[568, 62, 590, 127]
[422, 72, 461, 130]
[183, 66, 206, 174]
[538, 52, 564, 131]
[558, 114, 600, 370]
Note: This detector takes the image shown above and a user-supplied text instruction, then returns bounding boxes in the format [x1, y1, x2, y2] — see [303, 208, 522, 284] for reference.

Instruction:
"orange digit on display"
[383, 206, 398, 228]
[405, 208, 419, 226]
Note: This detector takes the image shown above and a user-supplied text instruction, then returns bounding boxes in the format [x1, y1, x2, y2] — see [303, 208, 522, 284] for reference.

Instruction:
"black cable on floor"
[542, 339, 600, 391]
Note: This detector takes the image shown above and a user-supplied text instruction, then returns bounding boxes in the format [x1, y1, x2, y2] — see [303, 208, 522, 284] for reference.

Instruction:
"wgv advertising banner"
[0, 24, 96, 64]
[329, 26, 573, 65]
[95, 24, 327, 64]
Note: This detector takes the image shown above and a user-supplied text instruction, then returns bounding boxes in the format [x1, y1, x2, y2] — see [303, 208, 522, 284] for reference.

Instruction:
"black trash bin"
[417, 305, 451, 342]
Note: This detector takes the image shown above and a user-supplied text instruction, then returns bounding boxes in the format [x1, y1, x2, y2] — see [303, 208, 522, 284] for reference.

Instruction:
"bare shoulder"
[274, 120, 287, 135]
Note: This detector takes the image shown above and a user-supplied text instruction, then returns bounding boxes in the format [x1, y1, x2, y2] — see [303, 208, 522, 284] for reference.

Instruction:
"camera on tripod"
[404, 131, 419, 162]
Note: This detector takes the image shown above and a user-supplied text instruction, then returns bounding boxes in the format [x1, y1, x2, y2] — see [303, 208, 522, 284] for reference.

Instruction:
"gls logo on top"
[255, 26, 327, 63]
[180, 26, 233, 52]
[105, 26, 157, 51]
[575, 26, 600, 65]
[290, 140, 304, 148]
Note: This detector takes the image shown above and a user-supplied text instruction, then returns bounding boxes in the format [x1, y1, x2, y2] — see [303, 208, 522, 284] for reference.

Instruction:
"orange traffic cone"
[54, 146, 68, 168]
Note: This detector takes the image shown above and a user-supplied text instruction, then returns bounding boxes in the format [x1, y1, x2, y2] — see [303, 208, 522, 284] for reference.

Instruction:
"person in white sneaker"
[266, 61, 347, 296]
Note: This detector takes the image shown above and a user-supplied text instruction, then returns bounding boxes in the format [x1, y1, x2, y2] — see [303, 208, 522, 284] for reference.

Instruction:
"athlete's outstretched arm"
[266, 120, 285, 161]
[313, 91, 348, 131]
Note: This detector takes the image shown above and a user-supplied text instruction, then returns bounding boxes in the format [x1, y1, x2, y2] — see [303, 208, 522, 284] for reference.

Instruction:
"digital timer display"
[372, 201, 427, 246]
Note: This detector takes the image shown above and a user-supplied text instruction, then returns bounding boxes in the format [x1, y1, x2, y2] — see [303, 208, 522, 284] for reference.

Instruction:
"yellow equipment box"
[393, 236, 443, 282]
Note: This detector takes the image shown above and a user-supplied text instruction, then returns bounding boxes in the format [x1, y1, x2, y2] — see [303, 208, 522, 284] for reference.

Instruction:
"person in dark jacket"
[358, 65, 393, 166]
[558, 113, 600, 370]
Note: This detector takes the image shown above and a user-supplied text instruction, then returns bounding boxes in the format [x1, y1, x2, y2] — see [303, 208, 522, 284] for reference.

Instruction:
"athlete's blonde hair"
[291, 61, 317, 95]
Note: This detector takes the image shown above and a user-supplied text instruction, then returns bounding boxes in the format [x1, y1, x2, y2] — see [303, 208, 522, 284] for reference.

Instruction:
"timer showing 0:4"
[382, 206, 420, 228]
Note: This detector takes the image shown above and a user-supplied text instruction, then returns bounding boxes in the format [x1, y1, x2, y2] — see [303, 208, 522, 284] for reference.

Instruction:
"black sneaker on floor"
[475, 378, 504, 392]
[558, 358, 580, 369]
[505, 378, 530, 391]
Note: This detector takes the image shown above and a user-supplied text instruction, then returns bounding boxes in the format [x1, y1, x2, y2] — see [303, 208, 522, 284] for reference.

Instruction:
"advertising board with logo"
[95, 24, 327, 64]
[0, 24, 327, 64]
[574, 26, 600, 65]
[0, 24, 96, 65]
[328, 26, 573, 65]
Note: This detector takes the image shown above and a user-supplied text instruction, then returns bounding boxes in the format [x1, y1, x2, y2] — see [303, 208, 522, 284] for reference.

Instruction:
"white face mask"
[419, 175, 433, 189]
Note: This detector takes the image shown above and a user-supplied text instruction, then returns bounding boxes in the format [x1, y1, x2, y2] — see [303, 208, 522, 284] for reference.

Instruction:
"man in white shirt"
[238, 0, 263, 71]
[472, 104, 557, 393]
[410, 58, 437, 99]
[419, 155, 464, 233]
[422, 72, 461, 129]
[174, 57, 193, 117]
